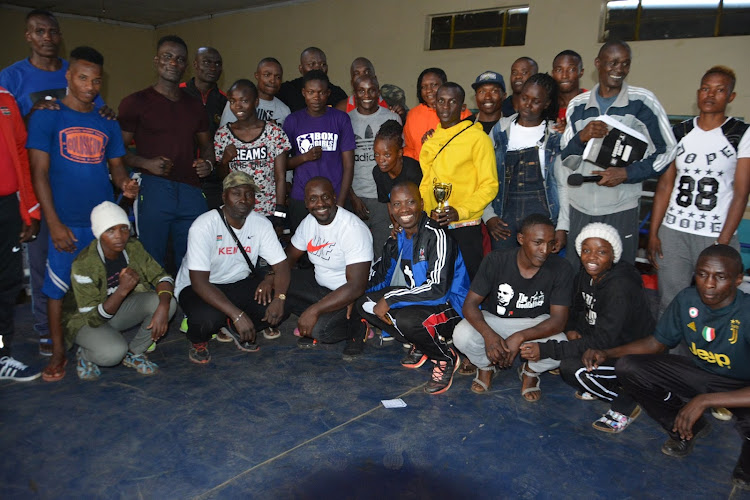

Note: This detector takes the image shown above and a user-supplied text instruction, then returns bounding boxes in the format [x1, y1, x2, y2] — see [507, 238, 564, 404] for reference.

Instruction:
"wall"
[1, 0, 748, 116]
[0, 7, 155, 107]
[157, 0, 748, 117]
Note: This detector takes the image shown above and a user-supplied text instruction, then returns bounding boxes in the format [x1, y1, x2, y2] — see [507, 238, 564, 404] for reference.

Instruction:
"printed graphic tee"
[664, 117, 750, 237]
[26, 102, 126, 227]
[291, 207, 373, 290]
[175, 210, 286, 298]
[283, 107, 355, 200]
[214, 121, 291, 216]
[470, 248, 573, 318]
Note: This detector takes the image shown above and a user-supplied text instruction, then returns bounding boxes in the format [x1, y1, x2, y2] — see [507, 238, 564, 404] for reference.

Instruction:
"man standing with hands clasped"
[119, 35, 215, 272]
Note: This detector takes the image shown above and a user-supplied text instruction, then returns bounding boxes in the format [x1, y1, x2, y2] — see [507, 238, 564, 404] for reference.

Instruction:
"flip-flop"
[41, 358, 68, 382]
[262, 328, 281, 340]
[458, 359, 478, 376]
[517, 361, 541, 402]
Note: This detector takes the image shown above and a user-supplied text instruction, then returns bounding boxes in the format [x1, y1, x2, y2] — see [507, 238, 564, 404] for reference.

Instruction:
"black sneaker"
[342, 335, 365, 361]
[189, 342, 211, 365]
[401, 345, 427, 369]
[424, 349, 459, 395]
[661, 419, 710, 458]
[221, 324, 259, 353]
[297, 337, 319, 348]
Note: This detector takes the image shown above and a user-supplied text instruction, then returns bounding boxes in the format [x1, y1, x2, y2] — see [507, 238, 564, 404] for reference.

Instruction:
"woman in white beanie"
[61, 201, 176, 380]
[521, 222, 655, 432]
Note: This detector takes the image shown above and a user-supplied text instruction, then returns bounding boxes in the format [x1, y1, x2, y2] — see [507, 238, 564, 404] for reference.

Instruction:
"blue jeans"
[136, 175, 207, 271]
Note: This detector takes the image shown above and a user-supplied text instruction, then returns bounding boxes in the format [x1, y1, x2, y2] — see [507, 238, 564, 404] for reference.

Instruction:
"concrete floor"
[2, 302, 750, 500]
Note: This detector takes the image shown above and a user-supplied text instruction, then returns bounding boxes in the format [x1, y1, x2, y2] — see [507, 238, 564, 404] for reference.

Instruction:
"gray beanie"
[575, 222, 623, 263]
[90, 201, 130, 239]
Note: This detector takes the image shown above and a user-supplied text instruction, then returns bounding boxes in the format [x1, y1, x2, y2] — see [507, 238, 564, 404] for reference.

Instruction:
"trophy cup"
[433, 178, 453, 213]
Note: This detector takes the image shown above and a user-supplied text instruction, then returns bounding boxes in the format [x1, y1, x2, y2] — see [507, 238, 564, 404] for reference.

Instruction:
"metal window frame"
[600, 0, 743, 42]
[427, 5, 529, 51]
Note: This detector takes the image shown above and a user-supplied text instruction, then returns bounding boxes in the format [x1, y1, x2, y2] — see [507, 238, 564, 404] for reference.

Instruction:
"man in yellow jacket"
[420, 82, 498, 279]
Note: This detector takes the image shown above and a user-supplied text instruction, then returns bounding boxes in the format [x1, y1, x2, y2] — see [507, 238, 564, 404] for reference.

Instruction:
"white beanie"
[91, 201, 130, 239]
[575, 222, 623, 263]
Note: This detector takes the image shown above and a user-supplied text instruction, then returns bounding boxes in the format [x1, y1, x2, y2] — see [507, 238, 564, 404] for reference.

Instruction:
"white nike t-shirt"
[291, 207, 373, 290]
[175, 210, 286, 298]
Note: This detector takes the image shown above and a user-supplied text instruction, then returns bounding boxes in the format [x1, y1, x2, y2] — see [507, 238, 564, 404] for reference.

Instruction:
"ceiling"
[1, 0, 307, 27]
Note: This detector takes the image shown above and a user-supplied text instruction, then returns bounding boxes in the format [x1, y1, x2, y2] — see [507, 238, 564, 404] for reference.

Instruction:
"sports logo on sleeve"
[296, 132, 339, 153]
[59, 127, 108, 164]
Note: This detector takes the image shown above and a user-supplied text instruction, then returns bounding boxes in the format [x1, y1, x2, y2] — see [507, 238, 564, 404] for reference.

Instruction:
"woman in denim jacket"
[483, 73, 569, 253]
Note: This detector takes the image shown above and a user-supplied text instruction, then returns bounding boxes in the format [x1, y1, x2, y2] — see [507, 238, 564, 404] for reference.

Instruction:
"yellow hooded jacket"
[419, 120, 498, 225]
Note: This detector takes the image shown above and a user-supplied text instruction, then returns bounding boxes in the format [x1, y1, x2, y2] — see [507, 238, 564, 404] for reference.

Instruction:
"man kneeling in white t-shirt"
[175, 171, 290, 364]
[282, 176, 373, 360]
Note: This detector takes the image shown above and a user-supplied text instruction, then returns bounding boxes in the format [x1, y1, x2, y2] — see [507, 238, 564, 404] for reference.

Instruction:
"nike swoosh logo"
[307, 240, 332, 253]
[12, 246, 21, 253]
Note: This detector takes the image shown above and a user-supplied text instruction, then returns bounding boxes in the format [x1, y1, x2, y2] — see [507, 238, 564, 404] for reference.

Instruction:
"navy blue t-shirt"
[655, 288, 750, 380]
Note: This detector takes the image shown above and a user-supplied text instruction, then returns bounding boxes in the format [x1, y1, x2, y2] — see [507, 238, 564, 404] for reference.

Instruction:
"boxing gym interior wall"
[0, 0, 748, 117]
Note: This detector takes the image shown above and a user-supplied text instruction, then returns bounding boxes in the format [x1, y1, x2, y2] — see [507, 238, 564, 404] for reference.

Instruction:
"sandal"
[122, 352, 159, 375]
[42, 357, 68, 382]
[262, 327, 281, 340]
[517, 361, 541, 402]
[592, 406, 641, 433]
[458, 358, 478, 376]
[471, 367, 496, 394]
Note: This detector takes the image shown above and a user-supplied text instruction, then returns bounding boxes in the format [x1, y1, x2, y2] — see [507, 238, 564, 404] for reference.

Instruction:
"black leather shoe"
[661, 420, 711, 458]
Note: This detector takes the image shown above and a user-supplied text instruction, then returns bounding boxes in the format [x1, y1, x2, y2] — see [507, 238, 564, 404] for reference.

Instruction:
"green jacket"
[62, 238, 174, 348]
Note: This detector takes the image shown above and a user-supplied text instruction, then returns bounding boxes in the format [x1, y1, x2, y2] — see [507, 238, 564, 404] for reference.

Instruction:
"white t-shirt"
[291, 207, 373, 290]
[507, 121, 547, 176]
[175, 210, 287, 298]
[664, 117, 750, 237]
[219, 97, 292, 128]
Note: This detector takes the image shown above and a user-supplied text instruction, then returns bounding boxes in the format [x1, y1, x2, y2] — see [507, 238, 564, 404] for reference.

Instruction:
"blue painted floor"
[2, 302, 750, 499]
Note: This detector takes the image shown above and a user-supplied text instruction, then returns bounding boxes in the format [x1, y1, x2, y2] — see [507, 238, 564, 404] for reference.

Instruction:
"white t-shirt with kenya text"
[291, 207, 373, 290]
[175, 209, 286, 298]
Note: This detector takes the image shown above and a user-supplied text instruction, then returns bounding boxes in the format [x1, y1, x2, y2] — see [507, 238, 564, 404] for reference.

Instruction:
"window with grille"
[603, 0, 750, 42]
[428, 6, 529, 50]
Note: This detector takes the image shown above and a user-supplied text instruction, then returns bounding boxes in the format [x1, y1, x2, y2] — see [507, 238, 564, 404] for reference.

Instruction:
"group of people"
[1, 8, 750, 489]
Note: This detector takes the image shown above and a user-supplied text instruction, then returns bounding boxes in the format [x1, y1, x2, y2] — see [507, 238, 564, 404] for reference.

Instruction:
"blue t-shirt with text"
[26, 102, 126, 227]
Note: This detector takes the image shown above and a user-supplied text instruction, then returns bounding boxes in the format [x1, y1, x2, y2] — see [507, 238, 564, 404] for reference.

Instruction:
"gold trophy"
[433, 178, 453, 213]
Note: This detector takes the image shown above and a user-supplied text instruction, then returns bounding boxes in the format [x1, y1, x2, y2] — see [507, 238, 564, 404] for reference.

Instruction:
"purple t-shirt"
[283, 107, 355, 200]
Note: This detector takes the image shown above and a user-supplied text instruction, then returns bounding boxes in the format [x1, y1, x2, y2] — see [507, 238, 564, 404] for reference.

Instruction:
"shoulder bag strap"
[216, 208, 257, 277]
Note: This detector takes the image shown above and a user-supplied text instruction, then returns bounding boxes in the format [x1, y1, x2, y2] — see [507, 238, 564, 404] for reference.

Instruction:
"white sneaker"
[0, 356, 41, 382]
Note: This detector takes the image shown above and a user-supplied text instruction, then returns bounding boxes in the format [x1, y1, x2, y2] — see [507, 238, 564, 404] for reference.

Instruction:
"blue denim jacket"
[490, 115, 561, 224]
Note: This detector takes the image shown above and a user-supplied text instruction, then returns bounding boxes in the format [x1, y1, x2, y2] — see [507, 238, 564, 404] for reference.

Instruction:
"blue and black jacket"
[367, 213, 470, 316]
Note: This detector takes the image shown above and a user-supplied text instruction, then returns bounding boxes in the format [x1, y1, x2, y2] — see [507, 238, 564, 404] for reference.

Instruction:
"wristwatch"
[276, 294, 287, 301]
